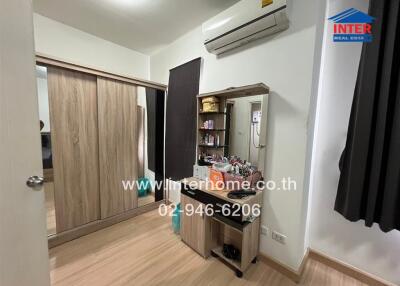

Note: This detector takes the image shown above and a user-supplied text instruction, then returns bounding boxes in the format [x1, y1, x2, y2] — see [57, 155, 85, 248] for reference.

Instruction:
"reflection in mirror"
[137, 86, 155, 207]
[228, 96, 262, 166]
[249, 102, 262, 166]
[199, 95, 264, 168]
[229, 96, 263, 167]
[36, 65, 56, 235]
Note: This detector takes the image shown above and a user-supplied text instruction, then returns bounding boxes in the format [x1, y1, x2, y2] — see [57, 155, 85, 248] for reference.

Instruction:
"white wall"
[33, 14, 154, 183]
[308, 0, 400, 284]
[33, 14, 149, 79]
[151, 0, 321, 270]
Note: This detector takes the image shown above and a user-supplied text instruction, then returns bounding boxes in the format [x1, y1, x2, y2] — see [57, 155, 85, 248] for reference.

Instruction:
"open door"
[0, 1, 50, 285]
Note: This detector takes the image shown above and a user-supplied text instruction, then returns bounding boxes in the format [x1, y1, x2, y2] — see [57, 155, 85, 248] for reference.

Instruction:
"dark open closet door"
[165, 58, 201, 181]
[146, 88, 165, 201]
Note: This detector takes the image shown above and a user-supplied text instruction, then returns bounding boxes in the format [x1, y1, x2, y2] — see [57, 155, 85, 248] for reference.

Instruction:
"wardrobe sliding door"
[97, 77, 139, 219]
[47, 67, 100, 232]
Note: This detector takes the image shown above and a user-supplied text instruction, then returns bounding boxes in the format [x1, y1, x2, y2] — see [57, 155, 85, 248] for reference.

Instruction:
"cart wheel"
[211, 251, 218, 258]
[235, 270, 243, 278]
[252, 257, 257, 264]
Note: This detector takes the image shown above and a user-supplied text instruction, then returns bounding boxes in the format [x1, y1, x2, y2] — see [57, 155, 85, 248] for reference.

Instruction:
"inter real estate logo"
[328, 8, 375, 42]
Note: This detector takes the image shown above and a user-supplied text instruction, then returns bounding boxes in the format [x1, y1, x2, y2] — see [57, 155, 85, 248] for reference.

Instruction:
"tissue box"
[193, 165, 200, 179]
[193, 165, 209, 181]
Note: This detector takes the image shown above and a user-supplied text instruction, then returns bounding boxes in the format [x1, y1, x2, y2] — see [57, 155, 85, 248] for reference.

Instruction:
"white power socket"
[261, 226, 269, 236]
[272, 231, 286, 244]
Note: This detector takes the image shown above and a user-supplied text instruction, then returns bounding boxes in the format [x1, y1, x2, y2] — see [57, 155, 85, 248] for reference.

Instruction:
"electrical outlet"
[261, 226, 269, 235]
[272, 231, 286, 244]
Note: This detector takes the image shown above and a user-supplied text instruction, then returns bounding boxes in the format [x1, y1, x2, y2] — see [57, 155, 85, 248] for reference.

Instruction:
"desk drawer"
[181, 183, 213, 205]
[181, 183, 243, 223]
[212, 199, 242, 223]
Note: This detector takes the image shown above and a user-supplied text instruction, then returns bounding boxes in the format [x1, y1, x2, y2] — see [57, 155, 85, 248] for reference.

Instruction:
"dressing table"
[179, 83, 269, 277]
[180, 177, 263, 277]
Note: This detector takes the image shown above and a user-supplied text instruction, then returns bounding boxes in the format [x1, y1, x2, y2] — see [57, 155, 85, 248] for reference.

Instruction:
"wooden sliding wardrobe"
[48, 67, 100, 232]
[97, 78, 139, 218]
[40, 55, 167, 246]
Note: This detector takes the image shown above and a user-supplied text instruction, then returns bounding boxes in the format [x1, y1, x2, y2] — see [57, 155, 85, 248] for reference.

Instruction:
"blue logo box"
[333, 34, 373, 42]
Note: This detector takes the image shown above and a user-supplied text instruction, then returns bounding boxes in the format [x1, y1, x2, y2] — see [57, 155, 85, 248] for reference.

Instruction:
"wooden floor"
[138, 193, 155, 207]
[44, 182, 57, 235]
[49, 209, 366, 286]
[46, 184, 153, 235]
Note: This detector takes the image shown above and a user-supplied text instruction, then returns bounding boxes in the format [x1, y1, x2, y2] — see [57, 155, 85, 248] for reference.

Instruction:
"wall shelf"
[198, 145, 228, 149]
[199, 111, 226, 115]
[199, 129, 226, 132]
[211, 246, 241, 271]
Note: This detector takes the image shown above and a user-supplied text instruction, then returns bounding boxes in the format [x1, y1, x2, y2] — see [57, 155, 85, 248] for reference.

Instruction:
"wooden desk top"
[180, 177, 263, 207]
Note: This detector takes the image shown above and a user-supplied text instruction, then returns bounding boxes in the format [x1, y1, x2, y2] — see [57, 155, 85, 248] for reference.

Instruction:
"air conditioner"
[202, 0, 289, 55]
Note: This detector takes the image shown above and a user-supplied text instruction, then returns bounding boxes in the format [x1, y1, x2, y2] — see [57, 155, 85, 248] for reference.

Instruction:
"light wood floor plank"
[45, 182, 56, 235]
[49, 209, 367, 286]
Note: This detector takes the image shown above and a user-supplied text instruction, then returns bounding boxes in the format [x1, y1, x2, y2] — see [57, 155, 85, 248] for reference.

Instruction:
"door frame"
[36, 53, 167, 91]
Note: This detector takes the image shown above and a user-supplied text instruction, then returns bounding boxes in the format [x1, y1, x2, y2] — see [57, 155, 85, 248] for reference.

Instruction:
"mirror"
[229, 96, 263, 167]
[198, 95, 265, 168]
[137, 86, 156, 207]
[36, 65, 57, 235]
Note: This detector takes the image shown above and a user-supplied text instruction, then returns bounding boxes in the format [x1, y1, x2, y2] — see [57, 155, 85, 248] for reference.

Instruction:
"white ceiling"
[33, 0, 239, 55]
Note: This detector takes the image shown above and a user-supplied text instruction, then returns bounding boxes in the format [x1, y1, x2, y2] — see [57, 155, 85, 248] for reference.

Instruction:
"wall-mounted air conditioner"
[202, 0, 289, 55]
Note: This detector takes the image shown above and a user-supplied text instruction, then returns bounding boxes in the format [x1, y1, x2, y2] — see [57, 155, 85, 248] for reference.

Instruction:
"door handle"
[26, 176, 44, 190]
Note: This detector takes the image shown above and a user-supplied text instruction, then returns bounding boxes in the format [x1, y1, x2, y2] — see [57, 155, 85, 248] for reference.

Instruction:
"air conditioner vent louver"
[202, 0, 289, 55]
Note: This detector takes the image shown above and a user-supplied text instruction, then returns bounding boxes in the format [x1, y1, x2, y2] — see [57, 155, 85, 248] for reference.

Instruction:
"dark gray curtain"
[165, 58, 201, 180]
[335, 0, 400, 232]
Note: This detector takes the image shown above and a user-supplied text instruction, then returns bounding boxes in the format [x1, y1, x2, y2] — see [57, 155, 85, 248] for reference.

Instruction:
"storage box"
[202, 96, 220, 112]
[209, 169, 224, 190]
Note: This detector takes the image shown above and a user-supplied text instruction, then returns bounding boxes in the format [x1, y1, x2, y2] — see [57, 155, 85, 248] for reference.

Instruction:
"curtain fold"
[335, 0, 400, 232]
